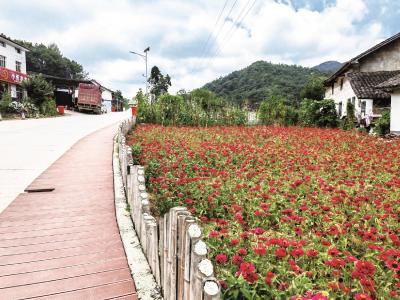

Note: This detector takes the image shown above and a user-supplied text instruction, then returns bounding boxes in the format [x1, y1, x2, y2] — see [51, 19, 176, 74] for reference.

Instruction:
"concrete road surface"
[0, 110, 131, 213]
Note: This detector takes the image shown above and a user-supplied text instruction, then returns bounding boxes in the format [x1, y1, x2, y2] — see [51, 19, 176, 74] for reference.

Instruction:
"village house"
[324, 32, 400, 132]
[0, 34, 29, 101]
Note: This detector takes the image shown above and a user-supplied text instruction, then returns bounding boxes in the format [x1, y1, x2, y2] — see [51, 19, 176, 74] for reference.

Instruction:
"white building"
[324, 32, 400, 129]
[90, 80, 113, 113]
[0, 34, 29, 101]
[376, 74, 400, 133]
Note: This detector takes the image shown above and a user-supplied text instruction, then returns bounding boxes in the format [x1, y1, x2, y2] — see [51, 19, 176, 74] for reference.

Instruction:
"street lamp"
[130, 47, 150, 96]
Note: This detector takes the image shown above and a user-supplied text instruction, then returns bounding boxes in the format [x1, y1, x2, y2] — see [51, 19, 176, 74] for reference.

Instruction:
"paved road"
[0, 110, 131, 213]
[0, 123, 137, 299]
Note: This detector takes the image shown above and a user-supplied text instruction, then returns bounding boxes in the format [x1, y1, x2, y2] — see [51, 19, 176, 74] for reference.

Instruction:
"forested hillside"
[203, 61, 328, 107]
[312, 60, 342, 73]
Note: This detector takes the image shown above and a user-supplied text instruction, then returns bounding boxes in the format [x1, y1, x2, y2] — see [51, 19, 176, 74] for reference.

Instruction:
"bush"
[40, 99, 58, 116]
[258, 96, 298, 126]
[375, 109, 390, 135]
[130, 143, 142, 165]
[22, 99, 39, 118]
[340, 102, 356, 130]
[21, 74, 54, 114]
[0, 93, 12, 113]
[299, 99, 338, 128]
[136, 89, 248, 127]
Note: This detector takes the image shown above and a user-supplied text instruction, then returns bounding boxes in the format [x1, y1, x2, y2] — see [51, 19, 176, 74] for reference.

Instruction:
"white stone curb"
[113, 133, 163, 300]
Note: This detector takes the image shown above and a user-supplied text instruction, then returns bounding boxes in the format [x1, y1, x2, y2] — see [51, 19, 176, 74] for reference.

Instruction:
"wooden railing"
[117, 119, 221, 300]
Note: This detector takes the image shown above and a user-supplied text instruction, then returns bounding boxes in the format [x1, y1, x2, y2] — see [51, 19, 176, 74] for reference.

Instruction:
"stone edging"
[112, 124, 163, 299]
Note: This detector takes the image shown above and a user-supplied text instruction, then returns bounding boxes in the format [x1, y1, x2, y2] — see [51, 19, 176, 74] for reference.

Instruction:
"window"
[338, 102, 343, 116]
[15, 61, 21, 72]
[331, 83, 334, 95]
[0, 41, 5, 47]
[0, 55, 5, 67]
[15, 47, 21, 54]
[16, 86, 23, 101]
[351, 97, 356, 106]
[361, 101, 366, 115]
[340, 78, 344, 90]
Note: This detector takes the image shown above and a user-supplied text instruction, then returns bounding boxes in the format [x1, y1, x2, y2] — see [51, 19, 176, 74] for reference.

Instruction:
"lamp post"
[130, 47, 150, 96]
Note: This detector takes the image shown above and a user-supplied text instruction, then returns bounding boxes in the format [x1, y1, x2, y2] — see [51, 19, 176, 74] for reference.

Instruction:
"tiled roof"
[375, 73, 400, 90]
[347, 71, 400, 99]
[0, 33, 30, 51]
[325, 32, 400, 84]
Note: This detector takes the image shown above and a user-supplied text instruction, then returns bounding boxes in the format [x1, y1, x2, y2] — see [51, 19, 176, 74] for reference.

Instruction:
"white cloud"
[0, 0, 392, 97]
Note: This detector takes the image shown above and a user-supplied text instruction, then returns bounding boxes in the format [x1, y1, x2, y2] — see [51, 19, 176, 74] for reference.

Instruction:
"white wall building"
[376, 74, 400, 133]
[324, 32, 400, 129]
[0, 34, 29, 100]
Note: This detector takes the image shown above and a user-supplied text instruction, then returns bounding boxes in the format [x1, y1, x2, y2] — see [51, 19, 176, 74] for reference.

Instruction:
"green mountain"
[312, 60, 342, 73]
[203, 61, 327, 107]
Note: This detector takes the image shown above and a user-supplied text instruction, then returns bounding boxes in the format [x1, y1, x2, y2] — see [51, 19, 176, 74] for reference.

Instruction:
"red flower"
[290, 248, 305, 257]
[328, 248, 340, 257]
[353, 260, 376, 278]
[238, 248, 248, 256]
[354, 292, 372, 300]
[208, 230, 219, 238]
[306, 249, 319, 257]
[230, 239, 239, 246]
[253, 244, 267, 256]
[232, 255, 243, 266]
[265, 272, 275, 285]
[215, 253, 228, 264]
[275, 248, 287, 258]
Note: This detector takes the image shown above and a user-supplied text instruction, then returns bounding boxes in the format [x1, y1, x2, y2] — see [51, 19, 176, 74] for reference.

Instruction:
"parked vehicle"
[76, 83, 102, 114]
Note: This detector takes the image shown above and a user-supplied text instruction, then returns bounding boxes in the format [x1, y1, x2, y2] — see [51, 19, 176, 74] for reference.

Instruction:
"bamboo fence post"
[189, 239, 208, 300]
[158, 216, 164, 287]
[166, 207, 187, 300]
[202, 278, 221, 300]
[176, 211, 191, 300]
[177, 216, 195, 300]
[183, 222, 201, 300]
[162, 213, 169, 297]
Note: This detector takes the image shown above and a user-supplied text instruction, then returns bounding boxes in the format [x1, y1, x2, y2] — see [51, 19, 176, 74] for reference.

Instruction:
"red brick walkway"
[0, 124, 137, 299]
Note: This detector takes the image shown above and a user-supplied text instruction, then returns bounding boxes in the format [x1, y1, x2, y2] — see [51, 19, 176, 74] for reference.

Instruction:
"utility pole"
[130, 47, 150, 96]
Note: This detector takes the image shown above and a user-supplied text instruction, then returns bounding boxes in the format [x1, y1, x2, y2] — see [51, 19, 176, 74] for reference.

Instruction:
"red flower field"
[127, 124, 400, 299]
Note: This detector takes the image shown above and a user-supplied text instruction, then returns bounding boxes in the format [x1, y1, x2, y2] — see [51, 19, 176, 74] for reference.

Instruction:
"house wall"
[324, 76, 360, 117]
[390, 90, 400, 133]
[102, 90, 112, 101]
[0, 40, 27, 74]
[360, 39, 400, 72]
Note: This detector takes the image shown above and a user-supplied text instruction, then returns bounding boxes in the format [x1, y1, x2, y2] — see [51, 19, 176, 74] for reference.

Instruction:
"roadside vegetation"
[0, 74, 57, 119]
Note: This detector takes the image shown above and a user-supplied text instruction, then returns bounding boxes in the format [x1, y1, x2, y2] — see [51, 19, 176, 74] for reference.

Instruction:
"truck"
[76, 83, 102, 114]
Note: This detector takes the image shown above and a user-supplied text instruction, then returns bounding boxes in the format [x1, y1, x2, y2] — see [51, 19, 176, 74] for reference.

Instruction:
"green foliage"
[299, 99, 339, 128]
[258, 95, 298, 126]
[40, 99, 58, 116]
[300, 74, 325, 100]
[158, 94, 184, 125]
[22, 99, 39, 118]
[21, 74, 54, 112]
[0, 92, 12, 113]
[148, 66, 171, 98]
[375, 109, 390, 135]
[203, 61, 328, 107]
[15, 40, 87, 79]
[341, 102, 357, 130]
[130, 143, 142, 165]
[137, 88, 248, 126]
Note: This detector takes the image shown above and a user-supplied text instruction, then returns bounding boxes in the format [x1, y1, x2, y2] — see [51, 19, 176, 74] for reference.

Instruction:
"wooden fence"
[117, 119, 221, 300]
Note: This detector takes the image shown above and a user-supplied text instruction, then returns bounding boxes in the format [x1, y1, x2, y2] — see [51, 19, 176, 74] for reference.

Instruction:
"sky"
[0, 0, 399, 98]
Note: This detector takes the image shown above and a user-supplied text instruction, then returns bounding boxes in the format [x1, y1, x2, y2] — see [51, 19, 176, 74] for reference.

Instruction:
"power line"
[199, 0, 230, 61]
[209, 0, 257, 65]
[198, 0, 239, 68]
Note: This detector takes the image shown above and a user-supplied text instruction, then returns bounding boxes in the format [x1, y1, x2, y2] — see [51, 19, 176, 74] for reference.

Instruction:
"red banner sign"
[0, 66, 28, 85]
